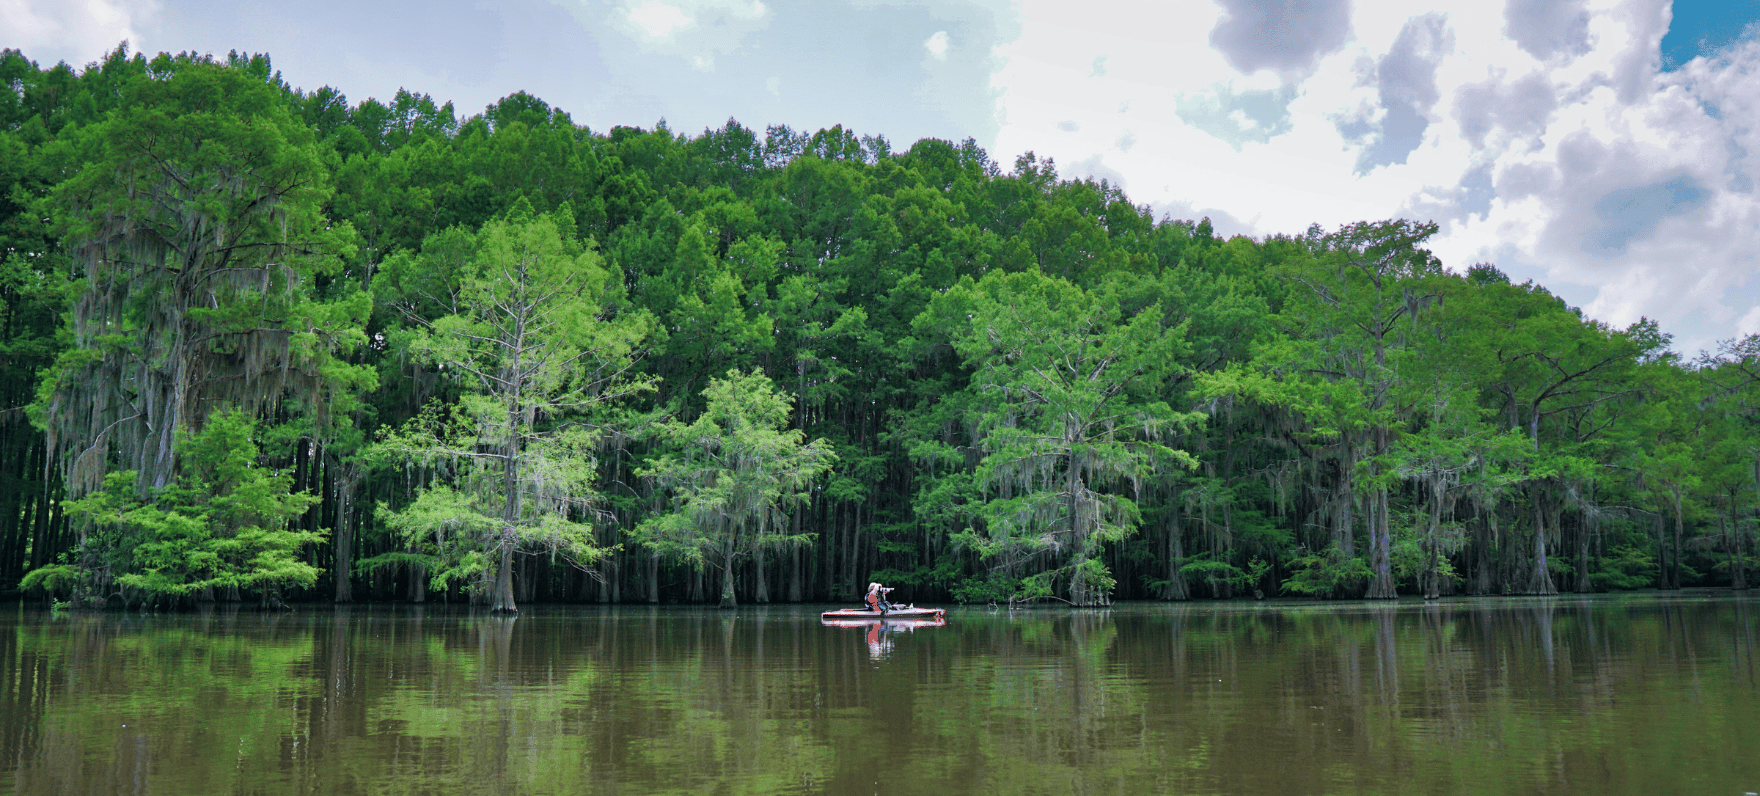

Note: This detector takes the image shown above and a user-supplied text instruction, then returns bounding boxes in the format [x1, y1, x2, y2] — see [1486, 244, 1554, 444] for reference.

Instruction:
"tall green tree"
[919, 269, 1198, 605]
[1701, 335, 1760, 590]
[1477, 282, 1648, 594]
[635, 368, 836, 607]
[373, 205, 655, 613]
[35, 58, 374, 498]
[1222, 221, 1444, 598]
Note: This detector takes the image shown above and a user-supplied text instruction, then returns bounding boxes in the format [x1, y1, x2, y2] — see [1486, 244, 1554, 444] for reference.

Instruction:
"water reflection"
[2, 594, 1756, 795]
[820, 616, 945, 660]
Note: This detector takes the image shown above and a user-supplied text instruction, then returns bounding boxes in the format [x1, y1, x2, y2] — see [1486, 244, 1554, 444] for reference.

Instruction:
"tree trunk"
[1744, 458, 1760, 592]
[841, 503, 856, 599]
[1471, 509, 1493, 595]
[1423, 480, 1443, 599]
[1526, 493, 1557, 595]
[755, 547, 771, 603]
[647, 552, 660, 604]
[1366, 486, 1396, 599]
[1573, 516, 1592, 593]
[819, 495, 835, 599]
[788, 507, 804, 602]
[334, 485, 354, 603]
[0, 432, 18, 584]
[489, 539, 518, 614]
[789, 544, 803, 602]
[1672, 501, 1685, 589]
[493, 382, 523, 614]
[1164, 514, 1190, 601]
[28, 478, 49, 571]
[719, 553, 738, 608]
[1066, 460, 1093, 606]
[1655, 512, 1673, 590]
[1495, 507, 1514, 594]
[1734, 514, 1748, 591]
[518, 553, 538, 603]
[1335, 447, 1355, 555]
[1574, 488, 1593, 594]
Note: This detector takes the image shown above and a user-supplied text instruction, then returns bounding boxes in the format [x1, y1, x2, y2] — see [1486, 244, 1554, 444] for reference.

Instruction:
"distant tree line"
[0, 46, 1752, 609]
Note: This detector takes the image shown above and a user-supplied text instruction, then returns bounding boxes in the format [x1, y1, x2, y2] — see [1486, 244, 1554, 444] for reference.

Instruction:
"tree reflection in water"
[1, 595, 1755, 795]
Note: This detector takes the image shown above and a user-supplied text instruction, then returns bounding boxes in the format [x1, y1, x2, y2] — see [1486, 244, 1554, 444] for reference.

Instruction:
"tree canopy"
[0, 44, 1752, 608]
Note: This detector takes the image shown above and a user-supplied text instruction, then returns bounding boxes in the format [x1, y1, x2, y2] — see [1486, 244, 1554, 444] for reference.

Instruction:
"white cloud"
[594, 0, 772, 69]
[1738, 304, 1760, 337]
[988, 0, 1760, 354]
[1430, 0, 1760, 352]
[0, 0, 160, 66]
[925, 30, 948, 60]
[628, 0, 692, 39]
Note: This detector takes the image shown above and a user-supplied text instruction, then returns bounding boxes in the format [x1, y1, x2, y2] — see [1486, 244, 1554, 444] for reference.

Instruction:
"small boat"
[821, 614, 946, 629]
[820, 605, 946, 621]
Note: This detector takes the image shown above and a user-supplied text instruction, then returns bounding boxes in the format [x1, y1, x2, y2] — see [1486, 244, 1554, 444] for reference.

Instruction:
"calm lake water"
[2, 594, 1756, 795]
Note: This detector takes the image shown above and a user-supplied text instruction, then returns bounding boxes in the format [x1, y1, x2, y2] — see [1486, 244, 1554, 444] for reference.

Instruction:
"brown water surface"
[2, 594, 1756, 795]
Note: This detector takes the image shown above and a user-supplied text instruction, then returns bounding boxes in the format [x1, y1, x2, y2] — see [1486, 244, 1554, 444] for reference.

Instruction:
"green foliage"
[1177, 558, 1243, 587]
[1281, 547, 1374, 597]
[374, 485, 511, 592]
[1392, 535, 1457, 586]
[1589, 546, 1657, 591]
[24, 409, 323, 606]
[922, 268, 1200, 605]
[19, 564, 80, 597]
[1176, 555, 1271, 596]
[950, 573, 1024, 605]
[10, 43, 1758, 608]
[635, 369, 836, 605]
[350, 550, 440, 576]
[34, 55, 374, 497]
[371, 208, 652, 610]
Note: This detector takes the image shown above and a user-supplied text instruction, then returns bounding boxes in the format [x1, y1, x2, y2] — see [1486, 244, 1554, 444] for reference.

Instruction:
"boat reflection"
[821, 615, 947, 660]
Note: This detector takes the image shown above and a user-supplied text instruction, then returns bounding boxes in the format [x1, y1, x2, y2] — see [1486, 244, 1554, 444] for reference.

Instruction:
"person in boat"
[865, 582, 896, 614]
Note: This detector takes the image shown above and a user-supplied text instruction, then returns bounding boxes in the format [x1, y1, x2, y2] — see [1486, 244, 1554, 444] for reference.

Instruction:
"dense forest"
[0, 45, 1753, 610]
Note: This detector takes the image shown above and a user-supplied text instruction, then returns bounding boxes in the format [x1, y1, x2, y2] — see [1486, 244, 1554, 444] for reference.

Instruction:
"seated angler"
[865, 582, 896, 613]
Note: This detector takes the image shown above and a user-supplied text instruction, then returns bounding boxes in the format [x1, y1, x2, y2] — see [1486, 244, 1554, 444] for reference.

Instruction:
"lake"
[2, 593, 1756, 795]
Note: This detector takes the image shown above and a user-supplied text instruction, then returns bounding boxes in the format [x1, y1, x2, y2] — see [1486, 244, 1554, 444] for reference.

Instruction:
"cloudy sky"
[5, 0, 1760, 353]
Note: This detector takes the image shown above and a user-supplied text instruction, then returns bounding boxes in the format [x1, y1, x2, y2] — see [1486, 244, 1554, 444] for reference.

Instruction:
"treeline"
[0, 45, 1753, 609]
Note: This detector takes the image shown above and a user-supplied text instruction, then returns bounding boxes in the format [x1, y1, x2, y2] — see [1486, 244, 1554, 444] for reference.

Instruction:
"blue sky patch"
[1589, 175, 1709, 254]
[1661, 0, 1760, 69]
[1176, 84, 1297, 151]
